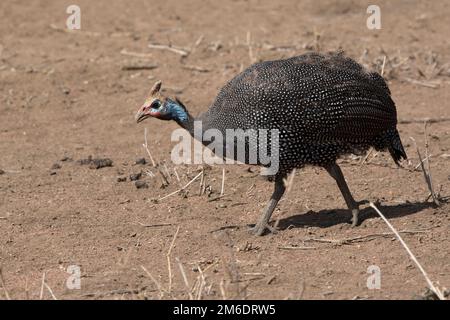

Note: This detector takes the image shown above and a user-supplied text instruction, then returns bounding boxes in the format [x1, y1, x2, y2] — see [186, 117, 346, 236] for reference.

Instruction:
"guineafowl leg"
[251, 175, 286, 236]
[325, 163, 360, 227]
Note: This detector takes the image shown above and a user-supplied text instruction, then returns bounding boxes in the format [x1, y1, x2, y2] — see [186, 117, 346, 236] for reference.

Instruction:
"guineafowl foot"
[250, 175, 286, 236]
[326, 163, 361, 227]
[249, 223, 278, 236]
[350, 208, 360, 227]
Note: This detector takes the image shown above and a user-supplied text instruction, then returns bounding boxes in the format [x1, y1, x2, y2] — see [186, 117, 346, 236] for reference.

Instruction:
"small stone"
[89, 158, 113, 169]
[0, 169, 4, 175]
[117, 176, 127, 182]
[135, 158, 147, 165]
[51, 163, 61, 170]
[77, 156, 93, 165]
[130, 172, 142, 181]
[135, 181, 148, 189]
[50, 171, 57, 175]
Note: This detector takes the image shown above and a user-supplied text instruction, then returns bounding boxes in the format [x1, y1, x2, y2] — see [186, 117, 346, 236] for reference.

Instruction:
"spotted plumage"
[136, 51, 407, 236]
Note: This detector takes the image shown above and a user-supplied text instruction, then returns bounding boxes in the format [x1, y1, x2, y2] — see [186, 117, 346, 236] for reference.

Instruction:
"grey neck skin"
[177, 110, 211, 144]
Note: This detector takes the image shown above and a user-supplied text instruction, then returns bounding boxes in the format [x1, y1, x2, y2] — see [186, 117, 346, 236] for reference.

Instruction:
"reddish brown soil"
[0, 0, 449, 300]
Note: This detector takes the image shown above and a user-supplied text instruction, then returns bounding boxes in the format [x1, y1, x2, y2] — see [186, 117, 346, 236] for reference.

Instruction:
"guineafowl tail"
[374, 128, 407, 165]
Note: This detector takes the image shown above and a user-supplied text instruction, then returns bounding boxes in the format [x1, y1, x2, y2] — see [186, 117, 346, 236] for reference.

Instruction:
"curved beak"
[135, 105, 149, 123]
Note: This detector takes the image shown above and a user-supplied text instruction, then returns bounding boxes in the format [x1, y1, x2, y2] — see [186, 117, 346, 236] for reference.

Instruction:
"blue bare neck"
[166, 99, 189, 123]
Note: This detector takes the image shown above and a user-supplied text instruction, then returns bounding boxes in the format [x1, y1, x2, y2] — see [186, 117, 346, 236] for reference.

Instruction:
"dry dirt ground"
[1, 0, 450, 300]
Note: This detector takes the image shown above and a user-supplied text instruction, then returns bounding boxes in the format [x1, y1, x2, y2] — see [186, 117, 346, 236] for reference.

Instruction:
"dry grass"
[370, 203, 445, 300]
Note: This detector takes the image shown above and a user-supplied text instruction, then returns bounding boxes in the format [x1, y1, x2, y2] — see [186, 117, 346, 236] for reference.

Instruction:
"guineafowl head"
[135, 80, 189, 124]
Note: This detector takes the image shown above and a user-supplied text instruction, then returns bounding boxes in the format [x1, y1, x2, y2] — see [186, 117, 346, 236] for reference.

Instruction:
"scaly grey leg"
[325, 163, 360, 227]
[251, 175, 286, 236]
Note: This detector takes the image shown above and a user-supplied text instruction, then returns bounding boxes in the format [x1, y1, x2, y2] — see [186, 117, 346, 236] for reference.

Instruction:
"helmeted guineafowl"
[135, 52, 407, 236]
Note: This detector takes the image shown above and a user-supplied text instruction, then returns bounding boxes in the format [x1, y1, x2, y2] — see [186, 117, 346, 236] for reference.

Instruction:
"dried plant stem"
[381, 55, 387, 77]
[246, 31, 255, 64]
[167, 226, 180, 294]
[175, 257, 194, 300]
[306, 229, 428, 245]
[141, 265, 164, 298]
[360, 147, 374, 164]
[158, 171, 203, 201]
[39, 272, 46, 300]
[173, 167, 182, 187]
[370, 202, 444, 300]
[143, 128, 156, 167]
[120, 49, 153, 59]
[220, 168, 226, 196]
[44, 282, 57, 300]
[199, 170, 205, 195]
[137, 221, 172, 228]
[148, 43, 189, 57]
[410, 136, 440, 206]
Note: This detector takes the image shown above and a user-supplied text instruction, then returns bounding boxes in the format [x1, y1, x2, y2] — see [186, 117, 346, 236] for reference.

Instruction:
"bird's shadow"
[277, 201, 436, 230]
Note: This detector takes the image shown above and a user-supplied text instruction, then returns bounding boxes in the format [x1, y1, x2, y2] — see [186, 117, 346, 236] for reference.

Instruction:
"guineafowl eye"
[151, 100, 161, 110]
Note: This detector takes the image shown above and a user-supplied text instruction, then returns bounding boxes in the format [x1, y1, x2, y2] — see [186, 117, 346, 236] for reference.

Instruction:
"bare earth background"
[0, 0, 449, 300]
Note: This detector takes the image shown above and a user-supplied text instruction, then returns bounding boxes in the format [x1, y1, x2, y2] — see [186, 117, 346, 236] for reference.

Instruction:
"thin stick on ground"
[175, 257, 194, 300]
[305, 229, 429, 245]
[219, 279, 227, 300]
[220, 168, 225, 196]
[246, 31, 255, 64]
[158, 171, 203, 201]
[173, 167, 182, 187]
[167, 226, 180, 294]
[141, 265, 164, 298]
[410, 136, 440, 206]
[199, 170, 205, 195]
[39, 272, 46, 300]
[0, 267, 10, 300]
[163, 163, 172, 182]
[196, 266, 206, 300]
[148, 43, 189, 57]
[278, 246, 317, 250]
[157, 166, 170, 186]
[369, 202, 445, 300]
[283, 168, 296, 193]
[44, 282, 57, 300]
[360, 147, 374, 165]
[381, 55, 387, 77]
[143, 128, 156, 167]
[423, 122, 440, 205]
[137, 221, 173, 228]
[120, 48, 153, 59]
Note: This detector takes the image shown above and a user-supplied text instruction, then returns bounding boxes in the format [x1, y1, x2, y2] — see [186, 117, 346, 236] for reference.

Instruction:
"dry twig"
[142, 128, 156, 167]
[148, 43, 189, 57]
[158, 171, 203, 201]
[220, 168, 226, 196]
[120, 49, 153, 59]
[167, 226, 180, 294]
[370, 202, 444, 300]
[137, 221, 173, 228]
[175, 257, 194, 300]
[410, 132, 440, 206]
